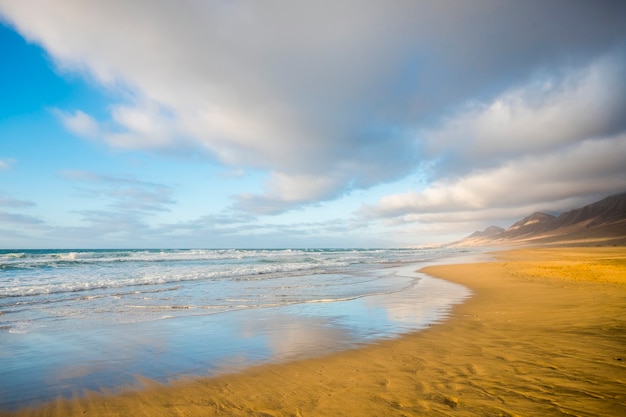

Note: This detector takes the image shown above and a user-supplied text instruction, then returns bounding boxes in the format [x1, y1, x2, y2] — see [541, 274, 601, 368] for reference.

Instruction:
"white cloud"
[104, 102, 180, 149]
[365, 134, 626, 225]
[422, 55, 626, 175]
[54, 109, 100, 138]
[218, 168, 246, 179]
[54, 104, 184, 150]
[1, 0, 625, 217]
[235, 172, 345, 214]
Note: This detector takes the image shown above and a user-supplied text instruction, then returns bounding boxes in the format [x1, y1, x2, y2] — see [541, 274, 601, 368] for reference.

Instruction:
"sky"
[1, 1, 625, 249]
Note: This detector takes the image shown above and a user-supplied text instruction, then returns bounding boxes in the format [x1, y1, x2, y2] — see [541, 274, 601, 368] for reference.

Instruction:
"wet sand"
[4, 247, 626, 416]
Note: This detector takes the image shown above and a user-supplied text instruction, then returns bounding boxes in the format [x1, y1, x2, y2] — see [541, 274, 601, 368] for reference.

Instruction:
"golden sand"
[5, 247, 626, 416]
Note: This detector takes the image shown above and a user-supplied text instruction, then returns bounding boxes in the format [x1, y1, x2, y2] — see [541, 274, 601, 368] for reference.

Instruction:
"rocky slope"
[453, 192, 626, 247]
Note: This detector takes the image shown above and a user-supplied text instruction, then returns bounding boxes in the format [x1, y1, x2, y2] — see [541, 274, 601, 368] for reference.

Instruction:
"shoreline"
[4, 247, 625, 416]
[0, 256, 472, 411]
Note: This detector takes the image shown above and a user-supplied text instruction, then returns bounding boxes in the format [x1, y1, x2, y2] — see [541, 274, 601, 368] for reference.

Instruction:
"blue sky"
[1, 1, 625, 249]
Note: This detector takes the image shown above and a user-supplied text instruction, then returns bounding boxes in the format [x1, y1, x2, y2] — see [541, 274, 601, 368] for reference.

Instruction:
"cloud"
[152, 210, 377, 248]
[0, 194, 35, 208]
[1, 0, 626, 216]
[54, 104, 186, 151]
[218, 168, 246, 179]
[54, 109, 100, 138]
[13, 170, 176, 245]
[235, 172, 343, 215]
[0, 158, 15, 170]
[361, 54, 626, 229]
[59, 170, 175, 213]
[0, 210, 45, 227]
[364, 133, 626, 225]
[421, 55, 626, 177]
[0, 192, 44, 234]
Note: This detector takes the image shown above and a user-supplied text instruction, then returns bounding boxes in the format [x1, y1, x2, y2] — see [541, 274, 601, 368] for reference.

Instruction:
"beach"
[4, 246, 625, 416]
[0, 248, 473, 409]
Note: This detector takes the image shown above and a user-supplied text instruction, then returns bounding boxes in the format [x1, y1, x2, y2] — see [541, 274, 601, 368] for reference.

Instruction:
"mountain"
[466, 225, 505, 239]
[504, 212, 557, 239]
[453, 192, 626, 247]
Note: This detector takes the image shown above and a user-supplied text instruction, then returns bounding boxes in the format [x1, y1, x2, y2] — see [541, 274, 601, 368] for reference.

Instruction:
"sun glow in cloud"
[0, 1, 625, 248]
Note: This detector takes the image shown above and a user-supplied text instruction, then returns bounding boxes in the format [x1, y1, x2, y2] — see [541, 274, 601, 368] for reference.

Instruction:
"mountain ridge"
[452, 192, 626, 247]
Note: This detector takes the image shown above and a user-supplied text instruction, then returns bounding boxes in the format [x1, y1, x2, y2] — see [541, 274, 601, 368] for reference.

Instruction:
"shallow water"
[0, 248, 475, 409]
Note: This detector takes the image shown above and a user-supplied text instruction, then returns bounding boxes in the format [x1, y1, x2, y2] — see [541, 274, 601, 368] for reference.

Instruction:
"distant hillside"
[466, 225, 505, 239]
[453, 192, 626, 247]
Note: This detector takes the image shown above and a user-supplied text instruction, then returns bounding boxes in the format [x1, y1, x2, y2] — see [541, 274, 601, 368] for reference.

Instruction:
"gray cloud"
[151, 211, 379, 248]
[0, 210, 45, 227]
[0, 194, 35, 208]
[49, 209, 160, 247]
[363, 133, 626, 226]
[421, 55, 626, 178]
[0, 192, 45, 236]
[8, 172, 178, 246]
[1, 0, 625, 218]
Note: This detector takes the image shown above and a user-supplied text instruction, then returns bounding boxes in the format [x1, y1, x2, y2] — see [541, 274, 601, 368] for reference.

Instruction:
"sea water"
[0, 248, 473, 409]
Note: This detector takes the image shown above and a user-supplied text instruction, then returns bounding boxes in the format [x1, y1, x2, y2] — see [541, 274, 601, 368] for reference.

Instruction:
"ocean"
[0, 248, 474, 409]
